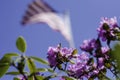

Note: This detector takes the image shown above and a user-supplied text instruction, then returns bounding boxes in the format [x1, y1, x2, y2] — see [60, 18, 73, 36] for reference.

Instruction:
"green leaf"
[36, 75, 45, 80]
[36, 68, 48, 72]
[0, 55, 12, 63]
[4, 53, 19, 57]
[44, 74, 57, 79]
[13, 77, 20, 80]
[57, 64, 62, 70]
[88, 77, 94, 80]
[105, 63, 111, 69]
[30, 56, 48, 65]
[28, 76, 34, 80]
[62, 76, 75, 80]
[0, 63, 10, 78]
[98, 72, 111, 80]
[111, 42, 120, 72]
[88, 58, 94, 65]
[6, 71, 27, 75]
[72, 49, 78, 55]
[0, 56, 11, 78]
[0, 63, 9, 66]
[47, 68, 54, 73]
[6, 71, 20, 75]
[117, 32, 120, 40]
[16, 36, 27, 53]
[27, 58, 36, 74]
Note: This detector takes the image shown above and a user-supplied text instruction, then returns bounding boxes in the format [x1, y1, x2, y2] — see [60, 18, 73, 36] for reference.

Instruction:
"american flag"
[21, 0, 75, 47]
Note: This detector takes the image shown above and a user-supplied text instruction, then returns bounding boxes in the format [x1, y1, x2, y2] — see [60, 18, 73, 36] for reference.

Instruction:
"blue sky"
[0, 0, 120, 79]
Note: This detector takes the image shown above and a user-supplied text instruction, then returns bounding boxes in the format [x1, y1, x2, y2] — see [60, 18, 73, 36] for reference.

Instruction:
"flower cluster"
[67, 52, 90, 79]
[46, 37, 111, 79]
[48, 17, 120, 80]
[67, 38, 111, 79]
[47, 44, 75, 68]
[80, 39, 96, 52]
[97, 17, 120, 41]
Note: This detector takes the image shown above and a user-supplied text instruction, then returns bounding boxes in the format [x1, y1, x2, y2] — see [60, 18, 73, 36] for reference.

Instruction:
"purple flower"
[97, 28, 107, 41]
[98, 57, 105, 69]
[92, 63, 99, 74]
[60, 47, 74, 59]
[17, 76, 26, 80]
[100, 17, 118, 28]
[47, 46, 58, 67]
[97, 17, 119, 41]
[101, 46, 110, 54]
[47, 45, 75, 68]
[88, 69, 99, 79]
[59, 77, 65, 80]
[101, 46, 110, 59]
[67, 52, 90, 79]
[76, 52, 89, 63]
[80, 39, 96, 52]
[93, 70, 99, 74]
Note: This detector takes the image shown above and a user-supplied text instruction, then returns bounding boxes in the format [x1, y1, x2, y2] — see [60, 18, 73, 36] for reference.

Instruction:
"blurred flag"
[21, 0, 75, 47]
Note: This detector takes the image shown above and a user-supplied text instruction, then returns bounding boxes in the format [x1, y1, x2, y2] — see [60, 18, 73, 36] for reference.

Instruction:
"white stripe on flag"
[22, 0, 75, 47]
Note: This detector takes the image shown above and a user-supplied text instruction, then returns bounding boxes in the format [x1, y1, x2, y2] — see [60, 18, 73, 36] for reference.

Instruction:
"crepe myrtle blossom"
[67, 52, 108, 79]
[97, 17, 119, 41]
[101, 46, 110, 59]
[92, 63, 99, 74]
[47, 45, 75, 68]
[98, 57, 105, 69]
[86, 63, 99, 79]
[80, 39, 96, 52]
[47, 46, 59, 67]
[76, 52, 90, 63]
[17, 76, 26, 80]
[101, 46, 110, 54]
[100, 17, 118, 28]
[101, 47, 110, 59]
[60, 47, 75, 59]
[87, 70, 99, 79]
[59, 77, 65, 80]
[94, 46, 110, 60]
[67, 52, 90, 79]
[93, 47, 110, 69]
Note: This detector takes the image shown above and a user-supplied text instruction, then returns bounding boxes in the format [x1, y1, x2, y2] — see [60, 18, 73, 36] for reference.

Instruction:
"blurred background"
[0, 0, 120, 79]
